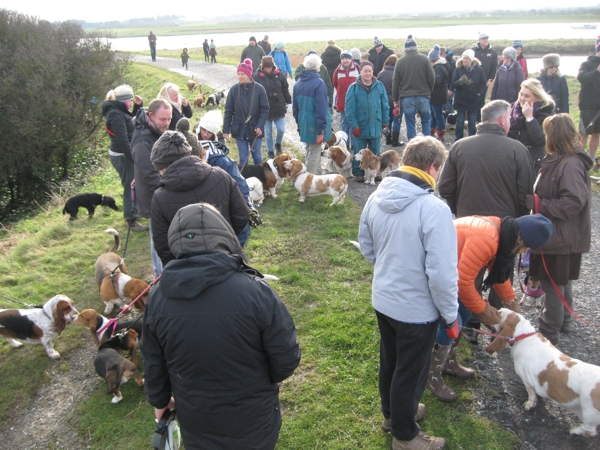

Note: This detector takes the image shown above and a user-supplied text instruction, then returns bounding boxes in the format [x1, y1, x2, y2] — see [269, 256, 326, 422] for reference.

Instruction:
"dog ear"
[359, 150, 371, 170]
[289, 160, 302, 181]
[53, 300, 70, 334]
[484, 312, 520, 354]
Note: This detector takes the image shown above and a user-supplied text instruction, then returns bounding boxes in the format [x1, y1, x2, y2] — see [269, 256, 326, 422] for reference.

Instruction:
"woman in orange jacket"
[427, 214, 553, 402]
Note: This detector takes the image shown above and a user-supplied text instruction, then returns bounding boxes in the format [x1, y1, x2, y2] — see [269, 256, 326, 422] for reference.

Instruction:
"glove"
[443, 318, 460, 339]
[316, 131, 324, 145]
[352, 128, 361, 137]
[502, 299, 522, 313]
[393, 105, 401, 117]
[382, 126, 391, 137]
[478, 303, 501, 326]
[458, 75, 469, 85]
[248, 203, 263, 228]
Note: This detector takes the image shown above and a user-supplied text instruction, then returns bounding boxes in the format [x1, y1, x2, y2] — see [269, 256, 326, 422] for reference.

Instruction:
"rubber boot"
[430, 127, 437, 137]
[275, 143, 282, 155]
[436, 130, 446, 143]
[386, 133, 392, 145]
[267, 151, 275, 159]
[442, 334, 474, 379]
[392, 131, 401, 147]
[426, 344, 457, 402]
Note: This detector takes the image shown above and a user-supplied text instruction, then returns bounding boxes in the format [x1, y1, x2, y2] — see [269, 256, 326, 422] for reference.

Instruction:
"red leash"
[463, 326, 536, 346]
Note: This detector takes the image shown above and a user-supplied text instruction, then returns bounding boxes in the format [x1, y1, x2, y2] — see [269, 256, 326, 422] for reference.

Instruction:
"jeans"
[109, 154, 138, 222]
[455, 110, 477, 141]
[436, 300, 471, 346]
[149, 220, 163, 278]
[236, 138, 263, 165]
[340, 111, 351, 140]
[305, 142, 322, 174]
[430, 103, 445, 132]
[401, 96, 431, 140]
[352, 137, 381, 176]
[150, 46, 156, 61]
[264, 118, 285, 152]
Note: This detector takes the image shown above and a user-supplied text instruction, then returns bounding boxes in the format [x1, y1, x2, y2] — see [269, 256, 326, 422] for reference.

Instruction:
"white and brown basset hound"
[323, 145, 353, 179]
[0, 294, 78, 359]
[283, 159, 348, 206]
[353, 149, 401, 185]
[265, 153, 292, 198]
[486, 308, 600, 436]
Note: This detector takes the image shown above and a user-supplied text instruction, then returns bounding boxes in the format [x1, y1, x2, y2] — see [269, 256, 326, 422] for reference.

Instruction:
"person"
[377, 54, 402, 147]
[258, 34, 271, 55]
[148, 31, 157, 62]
[254, 56, 291, 159]
[350, 47, 362, 66]
[293, 53, 332, 174]
[156, 83, 193, 131]
[142, 202, 300, 450]
[240, 36, 266, 74]
[209, 39, 217, 63]
[392, 35, 435, 141]
[131, 98, 173, 277]
[428, 45, 450, 142]
[513, 40, 528, 78]
[442, 47, 456, 114]
[537, 53, 569, 114]
[358, 136, 457, 450]
[180, 47, 189, 70]
[577, 37, 600, 159]
[491, 47, 524, 104]
[102, 85, 147, 231]
[223, 59, 269, 165]
[451, 49, 486, 141]
[426, 214, 552, 401]
[508, 78, 555, 174]
[149, 130, 249, 266]
[332, 50, 360, 142]
[321, 39, 342, 83]
[527, 114, 592, 345]
[345, 61, 389, 181]
[368, 37, 394, 77]
[269, 42, 293, 78]
[472, 32, 498, 120]
[202, 39, 209, 62]
[198, 107, 225, 143]
[295, 51, 334, 109]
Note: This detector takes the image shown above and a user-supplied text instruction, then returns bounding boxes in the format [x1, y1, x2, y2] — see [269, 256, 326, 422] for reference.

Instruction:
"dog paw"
[570, 425, 597, 436]
[111, 394, 123, 404]
[524, 399, 537, 411]
[48, 350, 61, 359]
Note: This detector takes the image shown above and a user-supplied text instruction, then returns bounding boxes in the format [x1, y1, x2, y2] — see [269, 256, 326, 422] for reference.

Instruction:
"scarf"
[509, 100, 543, 133]
[168, 99, 182, 114]
[482, 217, 520, 289]
[399, 166, 436, 190]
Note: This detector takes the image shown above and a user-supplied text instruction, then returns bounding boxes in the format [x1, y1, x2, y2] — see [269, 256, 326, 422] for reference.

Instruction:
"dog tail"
[104, 228, 120, 253]
[349, 240, 361, 251]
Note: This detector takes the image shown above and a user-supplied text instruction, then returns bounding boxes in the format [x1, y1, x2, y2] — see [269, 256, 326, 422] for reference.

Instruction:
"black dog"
[63, 193, 118, 220]
[206, 90, 225, 106]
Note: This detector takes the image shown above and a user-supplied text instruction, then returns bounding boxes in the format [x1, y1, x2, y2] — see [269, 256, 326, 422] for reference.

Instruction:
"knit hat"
[340, 50, 352, 60]
[596, 36, 600, 54]
[359, 61, 374, 72]
[512, 40, 524, 49]
[151, 131, 192, 170]
[515, 214, 553, 251]
[404, 35, 417, 52]
[479, 32, 489, 39]
[275, 41, 285, 50]
[304, 53, 321, 71]
[462, 49, 475, 62]
[237, 58, 253, 78]
[261, 55, 274, 69]
[428, 44, 441, 61]
[307, 50, 318, 56]
[502, 47, 517, 61]
[350, 48, 362, 61]
[199, 110, 223, 137]
[249, 36, 256, 43]
[175, 118, 200, 156]
[542, 53, 560, 69]
[264, 35, 269, 40]
[113, 85, 134, 102]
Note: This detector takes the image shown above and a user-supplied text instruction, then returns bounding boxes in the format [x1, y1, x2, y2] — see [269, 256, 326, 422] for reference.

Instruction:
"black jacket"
[151, 156, 249, 265]
[431, 60, 449, 105]
[223, 81, 270, 139]
[368, 45, 395, 77]
[537, 73, 569, 113]
[321, 45, 342, 82]
[142, 251, 301, 449]
[253, 67, 291, 120]
[451, 59, 486, 111]
[169, 102, 193, 131]
[577, 55, 600, 110]
[472, 43, 498, 82]
[102, 100, 141, 162]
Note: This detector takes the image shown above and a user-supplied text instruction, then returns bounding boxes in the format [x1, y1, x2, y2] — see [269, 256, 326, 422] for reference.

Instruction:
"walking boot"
[267, 151, 275, 159]
[436, 130, 446, 142]
[275, 143, 282, 155]
[128, 219, 149, 232]
[392, 131, 401, 147]
[392, 433, 446, 450]
[386, 134, 392, 145]
[430, 128, 437, 137]
[381, 403, 426, 433]
[442, 334, 474, 379]
[426, 344, 457, 402]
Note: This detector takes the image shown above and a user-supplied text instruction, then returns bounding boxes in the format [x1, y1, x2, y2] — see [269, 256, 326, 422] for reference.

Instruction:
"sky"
[1, 1, 599, 23]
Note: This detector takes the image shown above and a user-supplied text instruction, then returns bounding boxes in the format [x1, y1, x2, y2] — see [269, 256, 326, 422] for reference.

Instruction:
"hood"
[325, 44, 342, 53]
[298, 69, 320, 81]
[159, 155, 211, 191]
[200, 140, 230, 159]
[456, 58, 481, 69]
[133, 107, 160, 137]
[576, 148, 594, 170]
[586, 54, 600, 64]
[433, 59, 447, 66]
[371, 175, 431, 214]
[101, 100, 130, 117]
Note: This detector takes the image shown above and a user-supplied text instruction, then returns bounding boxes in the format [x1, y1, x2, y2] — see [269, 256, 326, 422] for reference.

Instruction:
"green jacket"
[392, 51, 435, 101]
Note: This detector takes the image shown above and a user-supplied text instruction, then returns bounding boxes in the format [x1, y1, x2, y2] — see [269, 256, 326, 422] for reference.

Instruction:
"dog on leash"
[353, 149, 401, 185]
[206, 90, 225, 106]
[486, 308, 600, 436]
[63, 193, 118, 220]
[284, 159, 348, 206]
[240, 154, 292, 199]
[186, 75, 198, 92]
[323, 145, 353, 179]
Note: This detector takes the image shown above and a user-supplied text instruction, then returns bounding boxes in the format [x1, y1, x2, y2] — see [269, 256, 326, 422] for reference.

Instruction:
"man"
[142, 202, 300, 450]
[202, 38, 209, 62]
[258, 35, 271, 55]
[295, 50, 333, 110]
[577, 36, 600, 159]
[293, 53, 332, 174]
[368, 37, 394, 77]
[332, 50, 360, 139]
[131, 98, 172, 277]
[240, 36, 265, 75]
[148, 31, 157, 62]
[359, 136, 457, 450]
[472, 33, 498, 120]
[438, 99, 534, 341]
[392, 35, 435, 141]
[321, 39, 342, 83]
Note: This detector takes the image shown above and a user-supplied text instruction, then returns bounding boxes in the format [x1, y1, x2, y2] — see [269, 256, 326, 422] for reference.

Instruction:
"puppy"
[325, 130, 349, 150]
[264, 153, 292, 198]
[186, 76, 197, 92]
[206, 90, 225, 106]
[284, 159, 348, 206]
[63, 193, 119, 220]
[95, 228, 149, 314]
[246, 177, 264, 206]
[323, 145, 353, 178]
[0, 295, 78, 359]
[486, 308, 600, 436]
[193, 93, 206, 108]
[353, 149, 401, 185]
[94, 333, 144, 404]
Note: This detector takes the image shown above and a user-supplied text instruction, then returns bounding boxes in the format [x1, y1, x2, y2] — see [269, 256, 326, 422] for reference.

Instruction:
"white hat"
[199, 110, 223, 136]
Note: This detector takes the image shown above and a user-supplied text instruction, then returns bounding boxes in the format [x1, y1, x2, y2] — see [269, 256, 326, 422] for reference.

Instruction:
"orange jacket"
[455, 216, 516, 314]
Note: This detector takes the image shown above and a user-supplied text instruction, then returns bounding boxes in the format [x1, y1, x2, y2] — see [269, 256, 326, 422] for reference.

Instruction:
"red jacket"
[332, 61, 359, 112]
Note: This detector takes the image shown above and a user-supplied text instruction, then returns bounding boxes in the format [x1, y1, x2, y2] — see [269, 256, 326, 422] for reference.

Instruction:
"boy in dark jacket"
[180, 48, 189, 70]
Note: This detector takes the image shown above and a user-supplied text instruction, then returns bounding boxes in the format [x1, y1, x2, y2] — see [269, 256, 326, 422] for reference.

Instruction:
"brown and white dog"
[486, 308, 600, 436]
[241, 153, 292, 199]
[246, 177, 265, 206]
[186, 76, 198, 92]
[193, 93, 206, 108]
[353, 149, 401, 185]
[95, 228, 149, 314]
[323, 145, 353, 179]
[0, 295, 78, 359]
[325, 130, 350, 150]
[284, 158, 348, 206]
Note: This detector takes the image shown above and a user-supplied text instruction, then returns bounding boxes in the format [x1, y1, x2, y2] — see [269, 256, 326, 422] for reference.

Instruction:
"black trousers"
[376, 311, 438, 441]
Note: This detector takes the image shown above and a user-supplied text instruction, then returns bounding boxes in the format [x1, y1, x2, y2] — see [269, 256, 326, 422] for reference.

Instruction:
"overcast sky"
[1, 1, 599, 23]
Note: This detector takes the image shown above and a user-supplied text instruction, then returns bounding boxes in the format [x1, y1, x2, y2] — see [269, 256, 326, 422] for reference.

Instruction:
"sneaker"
[462, 327, 479, 344]
[129, 220, 149, 232]
[355, 175, 365, 182]
[381, 404, 426, 433]
[393, 433, 446, 450]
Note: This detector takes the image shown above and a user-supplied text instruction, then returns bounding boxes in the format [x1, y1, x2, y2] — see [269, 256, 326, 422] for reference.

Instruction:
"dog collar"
[468, 327, 536, 346]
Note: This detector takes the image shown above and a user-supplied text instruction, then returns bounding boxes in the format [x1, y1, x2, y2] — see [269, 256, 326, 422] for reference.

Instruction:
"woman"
[253, 55, 291, 159]
[345, 61, 389, 180]
[156, 83, 193, 131]
[451, 49, 486, 140]
[428, 45, 450, 142]
[377, 54, 403, 146]
[427, 214, 553, 402]
[491, 47, 524, 104]
[269, 42, 293, 78]
[513, 40, 528, 78]
[198, 109, 225, 143]
[537, 53, 569, 114]
[528, 114, 592, 345]
[209, 40, 217, 63]
[101, 84, 147, 231]
[508, 78, 555, 174]
[223, 58, 269, 165]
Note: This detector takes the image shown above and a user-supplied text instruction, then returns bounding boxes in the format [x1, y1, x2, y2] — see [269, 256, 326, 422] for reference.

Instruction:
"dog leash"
[0, 292, 42, 309]
[462, 325, 536, 346]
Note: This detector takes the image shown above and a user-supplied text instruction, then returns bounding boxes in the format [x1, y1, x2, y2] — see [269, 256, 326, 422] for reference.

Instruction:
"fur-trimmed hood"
[455, 58, 482, 69]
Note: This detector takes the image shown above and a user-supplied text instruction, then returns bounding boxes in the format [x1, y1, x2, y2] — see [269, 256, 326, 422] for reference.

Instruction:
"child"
[181, 48, 189, 70]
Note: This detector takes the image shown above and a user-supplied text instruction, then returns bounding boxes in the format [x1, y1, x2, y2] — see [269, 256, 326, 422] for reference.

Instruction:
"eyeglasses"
[546, 66, 557, 69]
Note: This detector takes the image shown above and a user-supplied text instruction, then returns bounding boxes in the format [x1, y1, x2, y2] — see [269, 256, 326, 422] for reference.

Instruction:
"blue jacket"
[293, 70, 332, 143]
[269, 49, 293, 76]
[223, 81, 269, 140]
[345, 76, 389, 139]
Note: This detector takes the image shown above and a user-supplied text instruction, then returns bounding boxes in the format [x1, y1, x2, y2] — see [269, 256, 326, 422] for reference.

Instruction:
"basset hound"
[353, 149, 401, 185]
[283, 158, 348, 206]
[246, 177, 265, 206]
[325, 130, 349, 150]
[323, 145, 353, 179]
[241, 153, 292, 199]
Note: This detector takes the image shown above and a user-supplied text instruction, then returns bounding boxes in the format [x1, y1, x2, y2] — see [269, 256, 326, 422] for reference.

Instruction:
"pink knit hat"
[237, 58, 253, 78]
